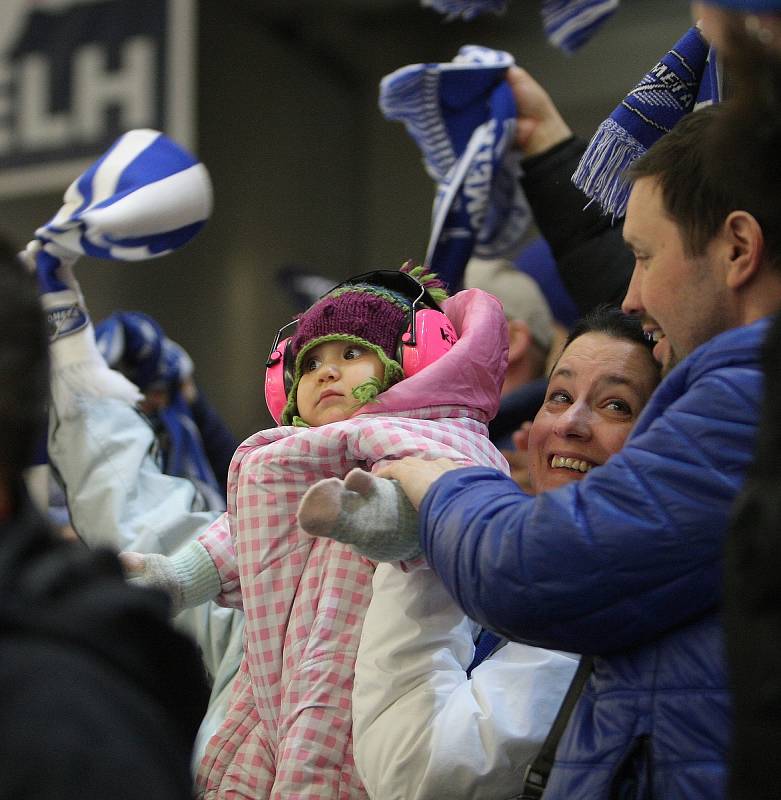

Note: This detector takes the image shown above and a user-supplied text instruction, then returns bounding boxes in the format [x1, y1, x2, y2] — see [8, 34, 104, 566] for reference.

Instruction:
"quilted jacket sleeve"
[197, 510, 242, 609]
[419, 339, 762, 654]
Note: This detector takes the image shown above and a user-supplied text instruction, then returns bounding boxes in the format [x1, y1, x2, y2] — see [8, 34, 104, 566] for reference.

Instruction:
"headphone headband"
[332, 270, 445, 313]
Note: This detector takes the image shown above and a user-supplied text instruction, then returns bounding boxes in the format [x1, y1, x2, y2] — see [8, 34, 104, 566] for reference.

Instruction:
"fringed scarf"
[380, 45, 530, 291]
[571, 26, 721, 217]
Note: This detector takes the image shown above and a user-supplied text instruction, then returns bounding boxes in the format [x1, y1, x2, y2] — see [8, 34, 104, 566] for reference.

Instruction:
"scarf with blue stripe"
[572, 26, 721, 217]
[31, 127, 211, 298]
[380, 45, 529, 292]
[422, 0, 621, 54]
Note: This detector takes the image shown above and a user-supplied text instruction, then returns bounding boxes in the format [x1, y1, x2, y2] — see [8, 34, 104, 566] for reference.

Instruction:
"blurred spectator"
[95, 310, 238, 501]
[693, 3, 781, 797]
[0, 238, 209, 799]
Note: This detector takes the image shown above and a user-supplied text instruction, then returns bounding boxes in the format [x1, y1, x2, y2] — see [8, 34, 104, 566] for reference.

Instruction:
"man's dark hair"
[708, 98, 781, 273]
[626, 103, 781, 270]
[0, 238, 48, 488]
[626, 105, 735, 258]
[553, 304, 660, 382]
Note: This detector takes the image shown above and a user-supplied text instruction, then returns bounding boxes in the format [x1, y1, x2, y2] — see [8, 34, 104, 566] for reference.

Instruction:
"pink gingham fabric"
[195, 288, 510, 799]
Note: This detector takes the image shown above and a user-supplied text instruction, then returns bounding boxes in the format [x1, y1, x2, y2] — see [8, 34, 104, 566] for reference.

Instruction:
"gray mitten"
[298, 468, 422, 562]
[123, 541, 220, 616]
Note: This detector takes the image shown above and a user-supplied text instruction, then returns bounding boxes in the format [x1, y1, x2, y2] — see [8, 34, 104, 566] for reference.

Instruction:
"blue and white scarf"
[421, 0, 507, 21]
[541, 0, 620, 54]
[30, 127, 211, 311]
[422, 0, 621, 54]
[572, 26, 720, 217]
[380, 45, 529, 291]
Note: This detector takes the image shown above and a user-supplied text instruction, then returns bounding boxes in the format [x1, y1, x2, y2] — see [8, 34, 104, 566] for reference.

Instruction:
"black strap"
[518, 655, 594, 800]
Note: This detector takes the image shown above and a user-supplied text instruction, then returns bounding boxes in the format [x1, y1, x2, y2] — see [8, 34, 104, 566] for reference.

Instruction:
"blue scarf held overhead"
[571, 26, 721, 217]
[31, 127, 212, 304]
[422, 0, 621, 54]
[380, 45, 530, 291]
[25, 126, 211, 355]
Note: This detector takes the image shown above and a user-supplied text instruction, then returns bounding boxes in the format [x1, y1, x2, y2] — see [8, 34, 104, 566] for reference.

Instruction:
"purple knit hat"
[290, 287, 409, 364]
[281, 282, 410, 425]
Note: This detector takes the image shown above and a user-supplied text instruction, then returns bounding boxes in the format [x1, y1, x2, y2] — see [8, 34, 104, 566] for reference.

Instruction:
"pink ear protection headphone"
[264, 270, 458, 424]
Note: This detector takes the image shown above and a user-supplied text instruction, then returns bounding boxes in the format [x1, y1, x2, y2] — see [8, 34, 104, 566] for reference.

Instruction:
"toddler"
[131, 263, 509, 799]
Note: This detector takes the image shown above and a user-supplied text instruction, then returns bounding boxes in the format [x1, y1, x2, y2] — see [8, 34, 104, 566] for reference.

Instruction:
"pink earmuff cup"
[400, 308, 458, 377]
[265, 338, 291, 425]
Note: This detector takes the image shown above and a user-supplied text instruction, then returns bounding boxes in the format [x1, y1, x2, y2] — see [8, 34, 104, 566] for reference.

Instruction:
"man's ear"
[507, 320, 532, 365]
[723, 210, 765, 290]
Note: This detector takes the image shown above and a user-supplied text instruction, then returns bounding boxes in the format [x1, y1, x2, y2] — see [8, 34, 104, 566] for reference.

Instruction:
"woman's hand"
[376, 457, 462, 510]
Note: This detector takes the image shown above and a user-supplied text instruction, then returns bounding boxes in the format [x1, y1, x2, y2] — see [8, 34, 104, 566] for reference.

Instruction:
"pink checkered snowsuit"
[194, 289, 509, 799]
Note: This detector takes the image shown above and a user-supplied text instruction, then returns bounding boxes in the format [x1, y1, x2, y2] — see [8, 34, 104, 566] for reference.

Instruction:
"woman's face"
[527, 332, 659, 494]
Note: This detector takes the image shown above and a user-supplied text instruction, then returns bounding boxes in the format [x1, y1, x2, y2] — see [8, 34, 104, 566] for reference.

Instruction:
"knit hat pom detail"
[400, 260, 449, 304]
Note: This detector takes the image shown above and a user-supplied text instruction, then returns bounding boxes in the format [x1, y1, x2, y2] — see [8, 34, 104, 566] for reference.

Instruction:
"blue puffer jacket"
[419, 318, 769, 800]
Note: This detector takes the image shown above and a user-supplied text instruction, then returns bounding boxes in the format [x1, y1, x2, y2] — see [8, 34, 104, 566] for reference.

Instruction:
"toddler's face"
[296, 340, 385, 426]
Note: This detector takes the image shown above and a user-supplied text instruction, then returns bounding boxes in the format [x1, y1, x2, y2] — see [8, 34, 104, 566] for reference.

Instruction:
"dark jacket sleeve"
[419, 342, 761, 655]
[521, 136, 633, 314]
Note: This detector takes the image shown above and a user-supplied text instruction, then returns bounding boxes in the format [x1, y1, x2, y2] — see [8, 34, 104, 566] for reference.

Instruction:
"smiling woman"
[529, 305, 661, 493]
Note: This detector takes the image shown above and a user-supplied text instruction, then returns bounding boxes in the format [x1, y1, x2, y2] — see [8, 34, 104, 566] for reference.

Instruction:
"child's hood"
[363, 288, 508, 422]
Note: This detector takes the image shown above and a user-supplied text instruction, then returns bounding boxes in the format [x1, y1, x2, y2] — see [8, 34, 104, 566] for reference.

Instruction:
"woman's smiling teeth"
[550, 455, 593, 473]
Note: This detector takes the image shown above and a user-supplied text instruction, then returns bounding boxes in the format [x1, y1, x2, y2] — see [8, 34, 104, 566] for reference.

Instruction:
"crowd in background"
[0, 0, 780, 798]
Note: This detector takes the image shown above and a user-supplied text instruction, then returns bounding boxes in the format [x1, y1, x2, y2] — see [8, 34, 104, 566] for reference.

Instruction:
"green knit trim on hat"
[351, 376, 383, 406]
[281, 334, 403, 426]
[402, 263, 449, 304]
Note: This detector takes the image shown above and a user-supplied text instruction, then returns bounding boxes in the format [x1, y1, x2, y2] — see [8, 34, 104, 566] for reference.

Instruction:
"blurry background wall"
[0, 0, 692, 437]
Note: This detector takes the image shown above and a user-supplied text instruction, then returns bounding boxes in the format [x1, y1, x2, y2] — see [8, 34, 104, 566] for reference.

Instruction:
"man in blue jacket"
[371, 102, 781, 799]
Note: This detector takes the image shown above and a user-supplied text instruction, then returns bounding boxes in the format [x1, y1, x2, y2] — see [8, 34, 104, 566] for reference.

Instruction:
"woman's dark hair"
[552, 304, 660, 381]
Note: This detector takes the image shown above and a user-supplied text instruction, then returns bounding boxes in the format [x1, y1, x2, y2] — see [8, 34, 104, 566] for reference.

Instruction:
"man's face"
[622, 176, 729, 376]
